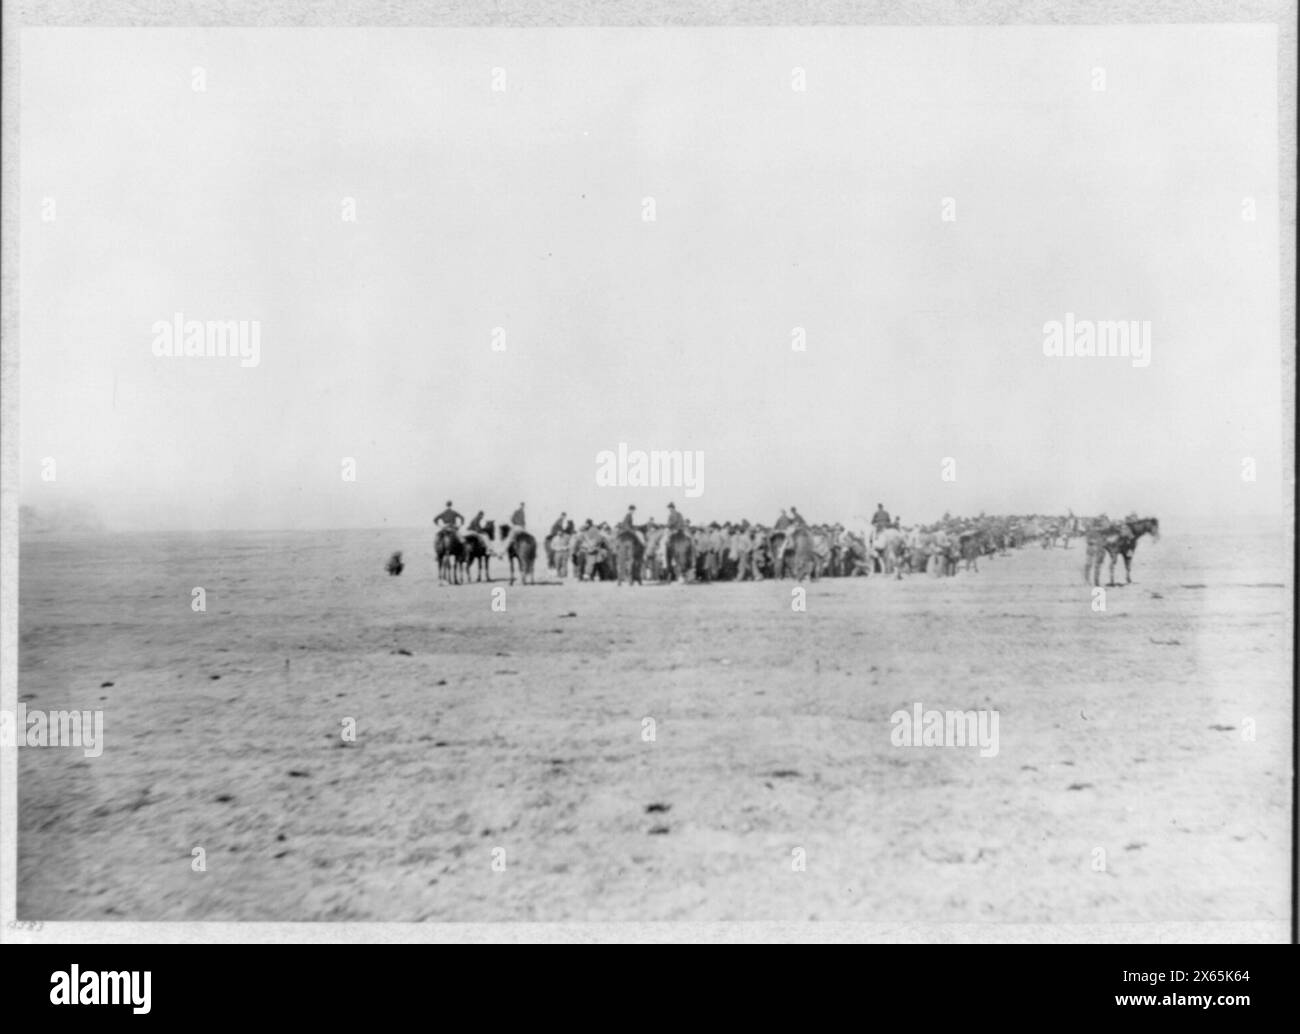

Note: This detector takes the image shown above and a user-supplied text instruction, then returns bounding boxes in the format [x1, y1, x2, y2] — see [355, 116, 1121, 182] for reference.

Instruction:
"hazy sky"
[20, 26, 1285, 531]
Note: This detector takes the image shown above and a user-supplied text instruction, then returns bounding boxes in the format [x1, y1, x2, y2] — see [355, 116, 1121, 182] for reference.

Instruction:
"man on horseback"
[433, 502, 465, 584]
[774, 509, 791, 531]
[434, 502, 463, 530]
[872, 503, 892, 534]
[549, 512, 568, 538]
[658, 502, 685, 568]
[500, 502, 527, 553]
[462, 509, 489, 554]
[618, 505, 645, 548]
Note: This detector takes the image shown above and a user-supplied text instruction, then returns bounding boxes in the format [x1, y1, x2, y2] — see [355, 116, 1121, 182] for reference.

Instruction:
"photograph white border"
[1, 0, 1294, 945]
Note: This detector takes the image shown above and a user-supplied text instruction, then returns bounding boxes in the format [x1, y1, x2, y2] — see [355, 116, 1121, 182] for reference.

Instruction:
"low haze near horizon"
[19, 26, 1287, 532]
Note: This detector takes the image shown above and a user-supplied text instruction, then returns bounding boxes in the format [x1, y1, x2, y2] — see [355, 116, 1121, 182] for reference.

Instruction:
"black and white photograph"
[1, 0, 1294, 948]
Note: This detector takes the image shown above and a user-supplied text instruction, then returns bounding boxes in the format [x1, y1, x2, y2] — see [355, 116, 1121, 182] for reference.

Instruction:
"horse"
[872, 527, 907, 579]
[767, 530, 792, 578]
[462, 520, 495, 582]
[789, 526, 817, 581]
[839, 532, 872, 576]
[1085, 517, 1159, 587]
[667, 529, 695, 584]
[434, 527, 465, 585]
[498, 525, 537, 586]
[615, 529, 645, 586]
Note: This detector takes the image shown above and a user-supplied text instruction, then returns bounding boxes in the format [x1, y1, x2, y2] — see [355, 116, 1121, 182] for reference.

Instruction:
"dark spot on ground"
[645, 803, 671, 813]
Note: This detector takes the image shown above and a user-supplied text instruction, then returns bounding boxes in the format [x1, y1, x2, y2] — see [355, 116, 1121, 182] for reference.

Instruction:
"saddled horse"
[871, 527, 908, 578]
[1084, 517, 1159, 587]
[434, 527, 465, 585]
[615, 529, 645, 586]
[667, 529, 695, 583]
[497, 524, 537, 586]
[462, 521, 496, 582]
[839, 532, 872, 576]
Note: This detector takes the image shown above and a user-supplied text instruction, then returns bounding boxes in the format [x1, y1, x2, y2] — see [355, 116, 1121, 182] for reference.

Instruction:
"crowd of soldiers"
[423, 498, 1122, 583]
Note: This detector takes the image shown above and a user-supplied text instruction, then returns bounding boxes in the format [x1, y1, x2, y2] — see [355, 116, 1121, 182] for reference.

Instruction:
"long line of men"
[429, 497, 1116, 580]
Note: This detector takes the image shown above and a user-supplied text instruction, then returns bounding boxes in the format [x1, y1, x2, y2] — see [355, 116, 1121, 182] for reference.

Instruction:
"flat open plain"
[16, 528, 1291, 932]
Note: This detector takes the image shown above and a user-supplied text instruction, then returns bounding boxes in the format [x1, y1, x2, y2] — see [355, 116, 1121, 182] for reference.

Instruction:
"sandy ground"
[15, 528, 1292, 928]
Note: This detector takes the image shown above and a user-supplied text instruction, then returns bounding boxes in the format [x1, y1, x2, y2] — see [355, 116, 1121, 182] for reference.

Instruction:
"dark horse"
[615, 529, 645, 586]
[667, 529, 695, 583]
[1084, 516, 1159, 587]
[498, 522, 537, 586]
[462, 520, 496, 582]
[435, 527, 465, 585]
[788, 526, 816, 581]
[767, 531, 791, 578]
